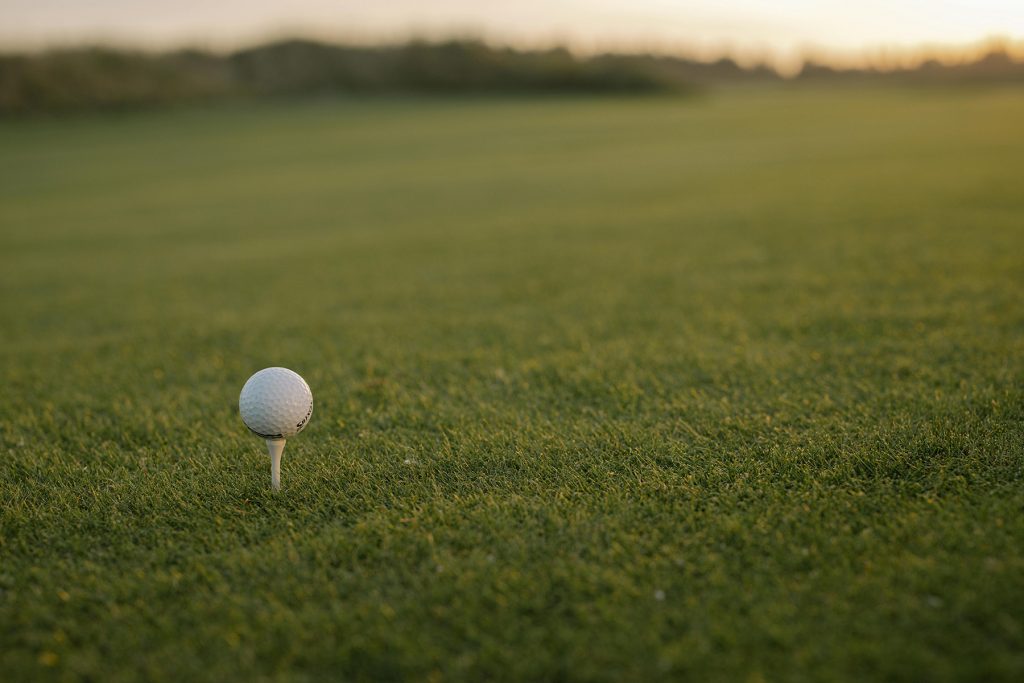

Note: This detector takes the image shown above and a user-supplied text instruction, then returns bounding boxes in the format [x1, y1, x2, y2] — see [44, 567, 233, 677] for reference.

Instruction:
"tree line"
[1, 39, 1021, 115]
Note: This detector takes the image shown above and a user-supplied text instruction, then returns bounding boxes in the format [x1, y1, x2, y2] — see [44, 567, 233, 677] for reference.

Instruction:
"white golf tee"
[267, 439, 286, 491]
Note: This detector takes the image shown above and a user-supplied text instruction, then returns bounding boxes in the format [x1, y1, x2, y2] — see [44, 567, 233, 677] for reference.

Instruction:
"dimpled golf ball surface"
[239, 367, 313, 439]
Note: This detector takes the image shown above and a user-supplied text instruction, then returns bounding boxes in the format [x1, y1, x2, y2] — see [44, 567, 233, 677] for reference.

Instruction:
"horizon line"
[2, 31, 1022, 74]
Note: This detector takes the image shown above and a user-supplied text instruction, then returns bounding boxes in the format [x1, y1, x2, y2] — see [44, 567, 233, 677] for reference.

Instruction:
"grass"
[0, 87, 1022, 682]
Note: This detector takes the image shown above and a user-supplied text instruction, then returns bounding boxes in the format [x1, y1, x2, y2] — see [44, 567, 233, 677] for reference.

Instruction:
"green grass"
[1, 87, 1022, 682]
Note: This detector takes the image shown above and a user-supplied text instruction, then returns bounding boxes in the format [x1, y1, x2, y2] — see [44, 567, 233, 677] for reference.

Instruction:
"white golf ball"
[239, 367, 313, 440]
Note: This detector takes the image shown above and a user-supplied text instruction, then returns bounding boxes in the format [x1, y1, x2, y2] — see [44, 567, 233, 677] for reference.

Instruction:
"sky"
[3, 0, 1023, 68]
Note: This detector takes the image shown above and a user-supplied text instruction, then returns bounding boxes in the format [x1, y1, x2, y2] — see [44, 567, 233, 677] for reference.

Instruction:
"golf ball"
[239, 367, 313, 440]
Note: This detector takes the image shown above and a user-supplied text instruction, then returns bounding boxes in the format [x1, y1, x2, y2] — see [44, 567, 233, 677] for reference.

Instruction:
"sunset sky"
[3, 0, 1022, 67]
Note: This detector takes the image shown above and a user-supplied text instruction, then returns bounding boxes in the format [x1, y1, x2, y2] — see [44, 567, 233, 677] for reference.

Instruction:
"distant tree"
[796, 46, 1024, 85]
[2, 39, 1021, 116]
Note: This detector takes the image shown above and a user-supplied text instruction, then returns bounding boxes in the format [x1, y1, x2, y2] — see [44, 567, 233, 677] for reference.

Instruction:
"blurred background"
[2, 0, 1024, 113]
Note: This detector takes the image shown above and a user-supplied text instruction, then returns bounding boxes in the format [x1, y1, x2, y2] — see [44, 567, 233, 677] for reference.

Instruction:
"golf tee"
[267, 439, 286, 491]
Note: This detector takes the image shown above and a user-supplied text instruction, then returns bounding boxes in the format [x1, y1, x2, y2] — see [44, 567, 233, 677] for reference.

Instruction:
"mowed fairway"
[1, 88, 1023, 681]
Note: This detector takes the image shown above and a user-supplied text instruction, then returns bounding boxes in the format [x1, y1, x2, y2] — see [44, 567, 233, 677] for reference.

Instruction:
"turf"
[1, 87, 1022, 682]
